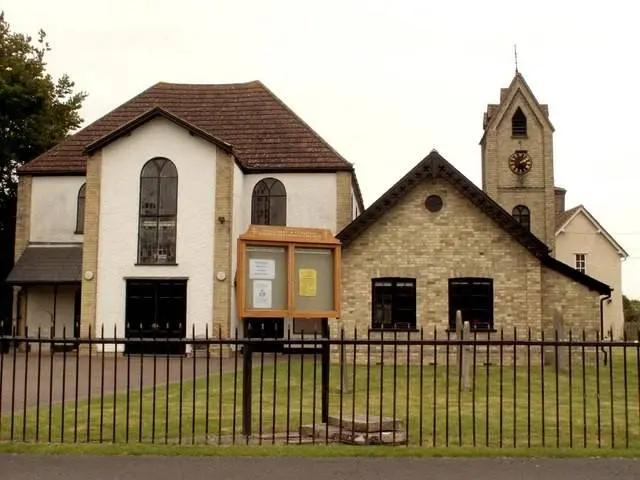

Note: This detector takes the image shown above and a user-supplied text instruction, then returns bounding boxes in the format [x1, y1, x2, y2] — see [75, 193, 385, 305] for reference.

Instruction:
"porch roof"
[5, 245, 83, 285]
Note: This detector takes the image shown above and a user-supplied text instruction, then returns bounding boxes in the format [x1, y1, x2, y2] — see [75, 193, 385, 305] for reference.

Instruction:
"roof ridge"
[153, 80, 262, 88]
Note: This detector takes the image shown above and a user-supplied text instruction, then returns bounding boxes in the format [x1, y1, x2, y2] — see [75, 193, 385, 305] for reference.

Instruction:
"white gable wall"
[556, 211, 624, 338]
[231, 172, 338, 338]
[30, 176, 85, 243]
[96, 117, 217, 344]
[240, 173, 338, 234]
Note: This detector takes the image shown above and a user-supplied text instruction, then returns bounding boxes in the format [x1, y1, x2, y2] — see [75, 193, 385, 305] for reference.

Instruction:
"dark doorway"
[125, 279, 187, 355]
[244, 317, 284, 352]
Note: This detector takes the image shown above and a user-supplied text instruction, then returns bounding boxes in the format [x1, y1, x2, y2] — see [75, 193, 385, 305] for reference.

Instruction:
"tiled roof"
[337, 151, 611, 295]
[5, 245, 82, 284]
[556, 205, 581, 230]
[19, 81, 355, 174]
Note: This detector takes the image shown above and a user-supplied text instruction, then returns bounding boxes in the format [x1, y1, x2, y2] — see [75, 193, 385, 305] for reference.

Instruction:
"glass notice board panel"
[245, 246, 288, 310]
[294, 247, 334, 312]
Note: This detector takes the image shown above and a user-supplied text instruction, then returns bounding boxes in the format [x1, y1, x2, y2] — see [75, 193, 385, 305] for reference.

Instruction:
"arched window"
[75, 183, 86, 234]
[512, 205, 530, 231]
[138, 158, 178, 264]
[512, 107, 527, 136]
[251, 178, 286, 226]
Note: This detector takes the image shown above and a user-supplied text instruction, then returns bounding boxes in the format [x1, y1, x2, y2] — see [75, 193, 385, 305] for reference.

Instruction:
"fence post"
[242, 342, 253, 437]
[554, 309, 568, 373]
[455, 311, 471, 390]
[321, 320, 330, 424]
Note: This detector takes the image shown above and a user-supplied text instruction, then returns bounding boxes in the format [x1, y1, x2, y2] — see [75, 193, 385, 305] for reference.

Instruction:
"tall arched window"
[512, 205, 530, 231]
[138, 158, 178, 264]
[75, 183, 86, 234]
[512, 107, 527, 136]
[251, 178, 286, 226]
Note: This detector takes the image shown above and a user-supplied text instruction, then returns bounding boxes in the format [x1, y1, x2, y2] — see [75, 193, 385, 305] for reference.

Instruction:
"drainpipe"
[600, 290, 612, 365]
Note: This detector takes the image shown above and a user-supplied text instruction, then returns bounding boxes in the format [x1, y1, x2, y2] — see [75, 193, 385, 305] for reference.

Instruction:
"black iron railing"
[0, 325, 639, 448]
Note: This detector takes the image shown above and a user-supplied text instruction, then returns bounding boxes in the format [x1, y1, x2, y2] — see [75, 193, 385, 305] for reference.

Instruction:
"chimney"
[555, 187, 566, 214]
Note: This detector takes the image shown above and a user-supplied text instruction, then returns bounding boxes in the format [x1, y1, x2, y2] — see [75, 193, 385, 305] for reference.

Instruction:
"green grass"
[2, 347, 640, 449]
[2, 443, 640, 458]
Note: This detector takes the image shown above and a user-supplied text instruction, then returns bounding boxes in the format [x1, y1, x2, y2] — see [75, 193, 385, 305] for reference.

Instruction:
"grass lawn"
[2, 346, 639, 449]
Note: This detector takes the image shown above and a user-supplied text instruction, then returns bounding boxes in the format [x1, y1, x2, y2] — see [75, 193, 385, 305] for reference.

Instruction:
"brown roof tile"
[20, 81, 355, 174]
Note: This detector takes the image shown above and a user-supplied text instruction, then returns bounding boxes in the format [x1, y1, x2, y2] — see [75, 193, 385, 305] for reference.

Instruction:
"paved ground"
[1, 455, 639, 480]
[0, 352, 259, 414]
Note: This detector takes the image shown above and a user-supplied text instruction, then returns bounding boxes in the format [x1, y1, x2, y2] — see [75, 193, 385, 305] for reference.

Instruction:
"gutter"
[600, 290, 613, 365]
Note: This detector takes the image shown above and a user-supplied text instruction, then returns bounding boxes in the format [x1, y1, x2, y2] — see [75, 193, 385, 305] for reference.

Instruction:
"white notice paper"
[252, 280, 272, 308]
[249, 259, 276, 280]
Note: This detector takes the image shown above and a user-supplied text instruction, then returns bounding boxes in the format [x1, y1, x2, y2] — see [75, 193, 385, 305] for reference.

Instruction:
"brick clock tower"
[480, 73, 557, 253]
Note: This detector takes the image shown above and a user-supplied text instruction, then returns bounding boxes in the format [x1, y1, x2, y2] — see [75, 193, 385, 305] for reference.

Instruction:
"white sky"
[4, 0, 640, 298]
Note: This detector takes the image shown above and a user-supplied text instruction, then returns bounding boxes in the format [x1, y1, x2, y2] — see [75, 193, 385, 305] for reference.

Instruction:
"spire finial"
[514, 44, 519, 74]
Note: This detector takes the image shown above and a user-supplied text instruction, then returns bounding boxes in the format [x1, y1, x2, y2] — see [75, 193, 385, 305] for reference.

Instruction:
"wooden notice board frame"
[236, 225, 342, 319]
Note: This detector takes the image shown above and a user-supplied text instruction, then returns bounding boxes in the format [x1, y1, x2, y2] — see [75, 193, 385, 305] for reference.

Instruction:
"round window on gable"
[425, 195, 443, 212]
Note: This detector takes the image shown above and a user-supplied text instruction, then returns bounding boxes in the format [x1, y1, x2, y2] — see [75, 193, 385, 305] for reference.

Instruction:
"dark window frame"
[251, 178, 287, 226]
[137, 157, 179, 265]
[512, 204, 531, 231]
[448, 277, 494, 332]
[75, 183, 86, 234]
[371, 277, 417, 331]
[512, 107, 527, 137]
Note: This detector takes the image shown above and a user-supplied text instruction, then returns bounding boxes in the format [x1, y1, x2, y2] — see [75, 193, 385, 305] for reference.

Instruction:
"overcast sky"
[4, 0, 640, 298]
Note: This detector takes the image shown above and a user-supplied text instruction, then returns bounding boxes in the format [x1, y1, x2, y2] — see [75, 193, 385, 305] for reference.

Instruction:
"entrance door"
[125, 279, 187, 355]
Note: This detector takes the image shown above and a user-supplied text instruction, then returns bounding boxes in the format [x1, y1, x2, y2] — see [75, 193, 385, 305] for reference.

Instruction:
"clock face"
[509, 150, 532, 175]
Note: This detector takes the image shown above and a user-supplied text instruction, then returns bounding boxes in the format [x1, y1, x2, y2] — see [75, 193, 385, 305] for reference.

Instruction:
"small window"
[75, 183, 86, 234]
[137, 158, 178, 265]
[512, 205, 530, 230]
[512, 107, 527, 137]
[371, 278, 416, 330]
[575, 254, 586, 274]
[251, 178, 287, 226]
[448, 278, 494, 331]
[425, 195, 443, 212]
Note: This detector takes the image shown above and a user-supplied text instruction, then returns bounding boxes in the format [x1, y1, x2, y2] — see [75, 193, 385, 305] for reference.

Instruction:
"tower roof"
[480, 73, 554, 143]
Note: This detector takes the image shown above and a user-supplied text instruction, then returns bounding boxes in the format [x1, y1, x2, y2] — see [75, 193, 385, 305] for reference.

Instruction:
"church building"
[5, 73, 626, 350]
[336, 73, 625, 338]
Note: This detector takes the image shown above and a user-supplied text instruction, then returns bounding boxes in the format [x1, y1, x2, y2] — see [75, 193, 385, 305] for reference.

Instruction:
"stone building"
[335, 73, 622, 338]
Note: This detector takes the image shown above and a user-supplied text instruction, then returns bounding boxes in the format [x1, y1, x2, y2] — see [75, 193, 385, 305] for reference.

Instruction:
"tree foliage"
[623, 295, 640, 324]
[0, 12, 86, 323]
[0, 11, 86, 207]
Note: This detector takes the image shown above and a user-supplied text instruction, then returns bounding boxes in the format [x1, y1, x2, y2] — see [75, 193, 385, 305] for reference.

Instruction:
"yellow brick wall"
[541, 266, 601, 339]
[80, 152, 102, 338]
[14, 175, 32, 262]
[336, 177, 544, 337]
[336, 171, 353, 232]
[333, 176, 603, 363]
[213, 150, 234, 339]
[13, 175, 32, 336]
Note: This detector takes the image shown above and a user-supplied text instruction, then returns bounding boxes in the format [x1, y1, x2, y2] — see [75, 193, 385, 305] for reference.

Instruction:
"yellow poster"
[298, 268, 317, 297]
